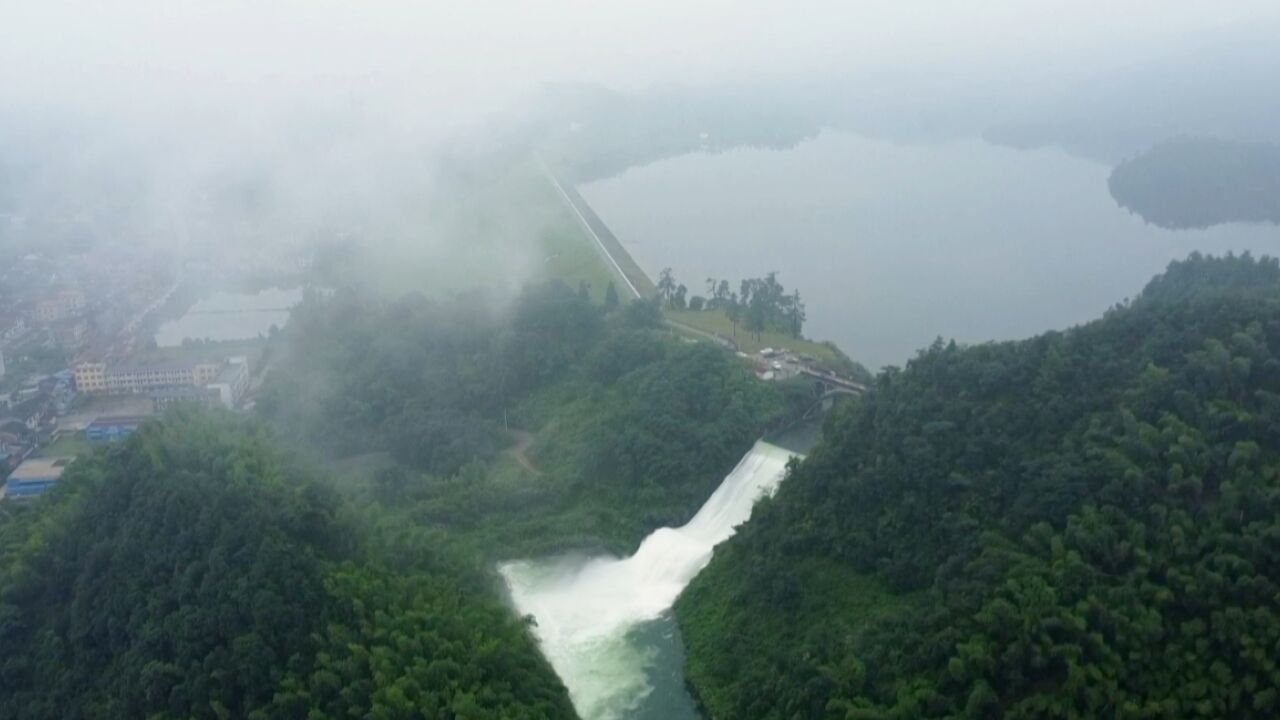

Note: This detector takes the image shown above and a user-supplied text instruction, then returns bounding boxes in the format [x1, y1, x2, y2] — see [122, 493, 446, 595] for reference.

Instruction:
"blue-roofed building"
[85, 416, 148, 443]
[2, 457, 73, 500]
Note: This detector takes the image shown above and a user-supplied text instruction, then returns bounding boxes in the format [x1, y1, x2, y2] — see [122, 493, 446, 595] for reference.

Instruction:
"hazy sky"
[4, 0, 1277, 289]
[4, 0, 1277, 130]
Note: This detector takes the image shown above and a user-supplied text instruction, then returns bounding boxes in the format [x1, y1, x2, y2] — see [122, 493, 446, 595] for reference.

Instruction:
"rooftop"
[87, 415, 150, 428]
[10, 457, 74, 481]
[150, 386, 218, 399]
[107, 361, 198, 375]
[215, 360, 247, 383]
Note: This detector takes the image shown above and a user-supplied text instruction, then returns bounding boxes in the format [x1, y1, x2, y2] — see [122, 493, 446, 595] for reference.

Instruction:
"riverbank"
[541, 154, 855, 370]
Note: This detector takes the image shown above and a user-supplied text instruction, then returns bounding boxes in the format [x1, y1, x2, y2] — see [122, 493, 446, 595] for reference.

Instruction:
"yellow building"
[74, 360, 235, 395]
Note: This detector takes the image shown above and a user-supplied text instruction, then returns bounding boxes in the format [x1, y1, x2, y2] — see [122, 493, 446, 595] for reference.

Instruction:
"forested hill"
[678, 253, 1280, 719]
[1109, 137, 1280, 229]
[0, 408, 575, 720]
[258, 282, 805, 555]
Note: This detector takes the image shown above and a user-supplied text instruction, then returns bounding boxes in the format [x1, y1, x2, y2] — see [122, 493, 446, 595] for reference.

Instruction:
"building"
[149, 356, 249, 411]
[207, 356, 250, 408]
[2, 457, 73, 500]
[74, 355, 249, 411]
[57, 288, 85, 314]
[151, 385, 221, 412]
[74, 360, 223, 394]
[85, 415, 147, 443]
[52, 318, 89, 351]
[0, 431, 32, 474]
[33, 299, 62, 324]
[32, 289, 86, 324]
[0, 395, 52, 433]
[0, 314, 26, 341]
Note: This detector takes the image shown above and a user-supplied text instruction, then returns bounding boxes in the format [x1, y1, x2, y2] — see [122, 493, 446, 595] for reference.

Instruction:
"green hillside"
[0, 408, 575, 720]
[677, 253, 1280, 719]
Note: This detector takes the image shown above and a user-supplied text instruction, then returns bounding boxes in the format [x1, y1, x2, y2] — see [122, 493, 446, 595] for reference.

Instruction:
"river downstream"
[500, 441, 795, 720]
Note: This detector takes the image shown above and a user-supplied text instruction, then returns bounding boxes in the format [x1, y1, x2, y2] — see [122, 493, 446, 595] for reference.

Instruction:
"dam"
[500, 440, 796, 720]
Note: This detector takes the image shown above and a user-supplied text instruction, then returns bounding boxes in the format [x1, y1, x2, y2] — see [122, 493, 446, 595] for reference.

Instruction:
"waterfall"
[500, 440, 796, 720]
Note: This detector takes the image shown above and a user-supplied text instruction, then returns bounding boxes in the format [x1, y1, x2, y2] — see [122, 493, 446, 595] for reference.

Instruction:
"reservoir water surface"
[154, 287, 301, 347]
[581, 131, 1279, 369]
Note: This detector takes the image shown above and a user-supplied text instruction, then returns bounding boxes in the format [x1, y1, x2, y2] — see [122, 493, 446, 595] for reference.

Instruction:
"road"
[664, 318, 738, 350]
[536, 153, 643, 299]
[506, 429, 541, 475]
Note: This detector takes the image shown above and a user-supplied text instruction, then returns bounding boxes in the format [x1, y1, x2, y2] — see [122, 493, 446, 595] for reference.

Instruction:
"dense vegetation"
[258, 281, 807, 555]
[1109, 137, 1280, 229]
[0, 408, 574, 720]
[678, 253, 1280, 718]
[0, 278, 804, 718]
[657, 269, 808, 340]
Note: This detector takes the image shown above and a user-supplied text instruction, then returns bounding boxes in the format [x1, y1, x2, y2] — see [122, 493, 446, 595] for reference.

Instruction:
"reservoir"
[154, 287, 300, 347]
[580, 131, 1279, 369]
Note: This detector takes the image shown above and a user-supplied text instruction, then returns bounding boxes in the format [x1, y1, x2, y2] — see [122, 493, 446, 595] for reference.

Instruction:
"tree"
[673, 284, 688, 310]
[678, 253, 1280, 720]
[783, 289, 806, 337]
[745, 293, 768, 341]
[604, 281, 620, 312]
[622, 297, 663, 329]
[726, 294, 742, 339]
[716, 280, 731, 307]
[689, 296, 706, 312]
[657, 267, 676, 305]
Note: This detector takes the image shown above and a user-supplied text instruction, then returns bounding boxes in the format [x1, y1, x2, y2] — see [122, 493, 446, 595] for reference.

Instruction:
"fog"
[6, 4, 1280, 718]
[4, 0, 1278, 298]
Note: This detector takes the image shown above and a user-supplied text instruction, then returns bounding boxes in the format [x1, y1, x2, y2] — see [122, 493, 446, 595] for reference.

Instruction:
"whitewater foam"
[500, 440, 796, 720]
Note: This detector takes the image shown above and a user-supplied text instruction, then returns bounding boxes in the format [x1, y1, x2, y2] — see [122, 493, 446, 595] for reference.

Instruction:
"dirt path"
[506, 429, 541, 475]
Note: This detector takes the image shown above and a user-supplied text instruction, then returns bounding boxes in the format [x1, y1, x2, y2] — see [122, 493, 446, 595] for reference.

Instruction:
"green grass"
[533, 174, 660, 304]
[666, 308, 845, 363]
[35, 434, 93, 459]
[535, 196, 619, 305]
[562, 184, 657, 299]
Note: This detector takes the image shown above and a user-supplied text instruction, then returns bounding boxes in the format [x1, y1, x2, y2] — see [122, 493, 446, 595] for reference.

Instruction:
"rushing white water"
[500, 440, 796, 720]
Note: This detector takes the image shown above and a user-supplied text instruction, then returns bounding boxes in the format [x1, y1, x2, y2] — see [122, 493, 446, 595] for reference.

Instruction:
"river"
[580, 131, 1280, 369]
[501, 441, 796, 720]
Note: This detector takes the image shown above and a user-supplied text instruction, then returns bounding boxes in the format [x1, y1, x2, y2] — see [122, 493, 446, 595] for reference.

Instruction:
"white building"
[206, 356, 250, 408]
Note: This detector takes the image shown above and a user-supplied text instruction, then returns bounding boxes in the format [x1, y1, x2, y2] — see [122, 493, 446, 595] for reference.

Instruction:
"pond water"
[581, 131, 1280, 369]
[154, 287, 301, 347]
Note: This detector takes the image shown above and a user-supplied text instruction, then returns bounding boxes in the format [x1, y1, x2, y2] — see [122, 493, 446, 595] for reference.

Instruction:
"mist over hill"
[1109, 137, 1280, 229]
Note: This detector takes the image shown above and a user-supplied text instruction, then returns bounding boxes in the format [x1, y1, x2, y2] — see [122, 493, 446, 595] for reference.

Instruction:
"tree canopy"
[678, 252, 1280, 719]
[0, 408, 575, 720]
[256, 279, 807, 557]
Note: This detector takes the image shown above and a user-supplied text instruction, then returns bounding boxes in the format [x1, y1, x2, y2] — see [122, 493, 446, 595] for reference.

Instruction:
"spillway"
[500, 440, 796, 720]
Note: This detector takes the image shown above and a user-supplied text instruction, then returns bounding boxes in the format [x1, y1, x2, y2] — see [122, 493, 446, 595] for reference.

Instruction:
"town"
[0, 244, 289, 501]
